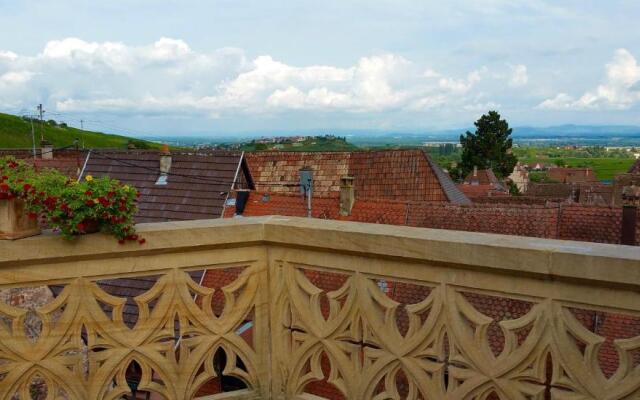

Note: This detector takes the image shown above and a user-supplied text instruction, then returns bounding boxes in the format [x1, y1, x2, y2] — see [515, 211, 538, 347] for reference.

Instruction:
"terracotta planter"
[0, 197, 41, 240]
[80, 218, 100, 234]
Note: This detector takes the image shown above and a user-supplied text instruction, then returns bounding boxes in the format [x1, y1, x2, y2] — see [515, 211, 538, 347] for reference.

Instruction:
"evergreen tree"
[459, 111, 518, 178]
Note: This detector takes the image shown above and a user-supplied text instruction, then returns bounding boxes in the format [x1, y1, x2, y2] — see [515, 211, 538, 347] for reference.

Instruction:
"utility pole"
[29, 116, 36, 159]
[37, 104, 45, 142]
[80, 119, 84, 130]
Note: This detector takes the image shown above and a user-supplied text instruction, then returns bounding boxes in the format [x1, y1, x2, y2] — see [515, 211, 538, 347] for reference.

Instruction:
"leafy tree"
[506, 180, 520, 196]
[459, 111, 518, 179]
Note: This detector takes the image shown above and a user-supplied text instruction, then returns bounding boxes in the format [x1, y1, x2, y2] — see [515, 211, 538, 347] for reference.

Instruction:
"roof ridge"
[422, 151, 471, 205]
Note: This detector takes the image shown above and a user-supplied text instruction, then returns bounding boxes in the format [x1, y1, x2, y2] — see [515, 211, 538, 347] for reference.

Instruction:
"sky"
[1, 0, 640, 136]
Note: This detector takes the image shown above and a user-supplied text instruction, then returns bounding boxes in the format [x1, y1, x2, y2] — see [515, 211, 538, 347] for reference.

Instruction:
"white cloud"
[537, 93, 574, 109]
[463, 101, 501, 111]
[509, 64, 528, 87]
[0, 37, 524, 118]
[539, 49, 640, 110]
[0, 71, 33, 85]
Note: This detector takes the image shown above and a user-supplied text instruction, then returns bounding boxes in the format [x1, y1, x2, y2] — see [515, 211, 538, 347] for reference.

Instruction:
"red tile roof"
[548, 167, 599, 183]
[464, 168, 502, 186]
[83, 150, 251, 223]
[0, 148, 87, 178]
[226, 191, 638, 246]
[245, 150, 470, 204]
[458, 184, 510, 199]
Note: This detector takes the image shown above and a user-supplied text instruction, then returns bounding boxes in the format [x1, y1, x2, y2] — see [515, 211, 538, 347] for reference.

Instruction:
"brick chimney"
[339, 176, 355, 216]
[155, 144, 171, 185]
[41, 140, 53, 160]
[621, 185, 639, 245]
[159, 144, 171, 173]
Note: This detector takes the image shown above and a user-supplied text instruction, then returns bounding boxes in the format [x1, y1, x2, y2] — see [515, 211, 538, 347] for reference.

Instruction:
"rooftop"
[81, 150, 253, 223]
[246, 149, 470, 204]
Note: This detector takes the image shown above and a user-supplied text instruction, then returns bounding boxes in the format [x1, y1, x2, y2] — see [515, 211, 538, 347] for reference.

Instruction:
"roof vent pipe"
[299, 167, 313, 218]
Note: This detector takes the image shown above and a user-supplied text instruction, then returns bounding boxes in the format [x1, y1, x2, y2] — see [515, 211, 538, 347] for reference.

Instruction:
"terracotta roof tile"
[0, 148, 88, 178]
[245, 150, 469, 204]
[548, 167, 599, 183]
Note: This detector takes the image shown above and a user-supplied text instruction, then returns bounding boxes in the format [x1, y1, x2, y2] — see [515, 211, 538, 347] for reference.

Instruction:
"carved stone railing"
[0, 216, 639, 399]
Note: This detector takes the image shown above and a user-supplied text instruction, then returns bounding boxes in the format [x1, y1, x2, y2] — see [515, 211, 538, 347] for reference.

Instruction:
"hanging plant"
[0, 156, 143, 243]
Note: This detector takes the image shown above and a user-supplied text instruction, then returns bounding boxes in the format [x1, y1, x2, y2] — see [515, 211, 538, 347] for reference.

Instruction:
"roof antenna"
[299, 167, 313, 218]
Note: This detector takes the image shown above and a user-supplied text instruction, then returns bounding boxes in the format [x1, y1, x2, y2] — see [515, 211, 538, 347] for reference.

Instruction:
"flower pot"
[79, 219, 100, 234]
[0, 198, 41, 240]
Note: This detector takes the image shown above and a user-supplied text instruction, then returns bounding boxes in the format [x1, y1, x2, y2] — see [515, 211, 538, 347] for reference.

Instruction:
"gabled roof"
[82, 150, 252, 223]
[464, 168, 502, 186]
[245, 149, 469, 204]
[458, 184, 510, 199]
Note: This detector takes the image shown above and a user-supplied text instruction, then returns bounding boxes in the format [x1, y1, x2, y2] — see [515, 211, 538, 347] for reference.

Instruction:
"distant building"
[508, 163, 529, 193]
[458, 167, 509, 199]
[547, 167, 599, 184]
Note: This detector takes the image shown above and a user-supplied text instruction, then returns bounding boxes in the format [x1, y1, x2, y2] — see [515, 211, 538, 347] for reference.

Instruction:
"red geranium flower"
[85, 200, 95, 207]
[76, 223, 85, 231]
[0, 183, 8, 191]
[27, 212, 37, 220]
[98, 196, 110, 207]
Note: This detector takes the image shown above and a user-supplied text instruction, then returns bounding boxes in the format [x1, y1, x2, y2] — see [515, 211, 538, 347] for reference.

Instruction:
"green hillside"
[0, 112, 161, 149]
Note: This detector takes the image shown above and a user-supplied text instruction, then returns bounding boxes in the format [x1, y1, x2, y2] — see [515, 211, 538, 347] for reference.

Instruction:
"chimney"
[41, 140, 53, 160]
[473, 166, 478, 177]
[621, 185, 639, 245]
[155, 144, 171, 185]
[339, 176, 355, 216]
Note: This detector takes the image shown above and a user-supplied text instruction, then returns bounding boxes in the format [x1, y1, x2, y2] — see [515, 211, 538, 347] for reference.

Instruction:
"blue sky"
[1, 0, 640, 136]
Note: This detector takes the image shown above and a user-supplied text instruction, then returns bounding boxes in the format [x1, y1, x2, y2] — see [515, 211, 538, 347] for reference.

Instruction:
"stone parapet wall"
[0, 217, 638, 399]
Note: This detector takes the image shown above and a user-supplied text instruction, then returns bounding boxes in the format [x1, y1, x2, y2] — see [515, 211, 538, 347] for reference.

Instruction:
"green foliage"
[0, 157, 142, 242]
[507, 180, 521, 195]
[459, 111, 518, 178]
[225, 135, 358, 152]
[528, 171, 558, 183]
[0, 112, 161, 149]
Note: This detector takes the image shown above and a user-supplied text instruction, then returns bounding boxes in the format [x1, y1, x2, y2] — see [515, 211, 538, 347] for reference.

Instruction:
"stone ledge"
[0, 215, 637, 289]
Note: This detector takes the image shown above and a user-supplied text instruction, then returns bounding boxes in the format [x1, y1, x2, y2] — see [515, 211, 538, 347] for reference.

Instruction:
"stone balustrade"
[0, 216, 639, 399]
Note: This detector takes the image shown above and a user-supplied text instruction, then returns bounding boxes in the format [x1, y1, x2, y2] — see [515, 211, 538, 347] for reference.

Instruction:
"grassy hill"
[0, 112, 161, 149]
